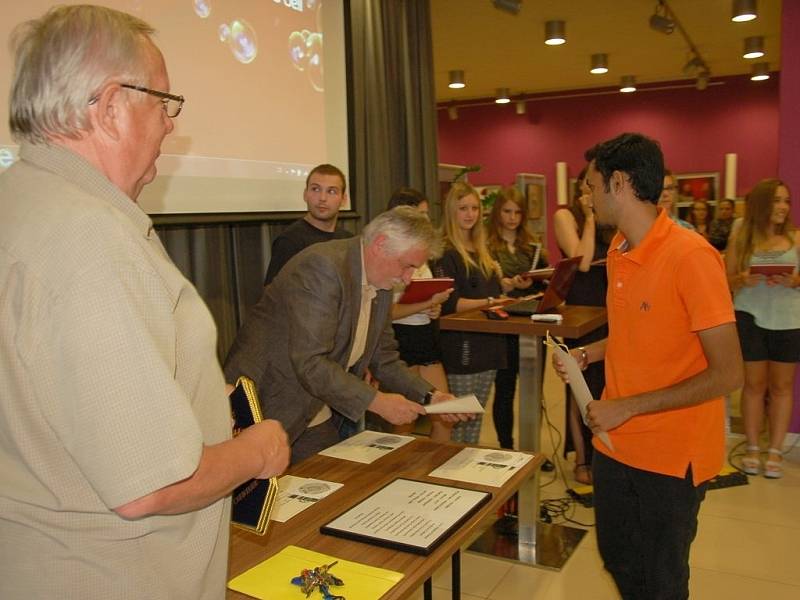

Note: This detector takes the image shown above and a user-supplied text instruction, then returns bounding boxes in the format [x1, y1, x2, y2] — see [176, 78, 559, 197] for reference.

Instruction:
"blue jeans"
[593, 451, 708, 600]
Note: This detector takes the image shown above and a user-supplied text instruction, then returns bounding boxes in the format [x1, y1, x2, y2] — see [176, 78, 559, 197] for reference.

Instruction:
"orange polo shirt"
[593, 209, 735, 485]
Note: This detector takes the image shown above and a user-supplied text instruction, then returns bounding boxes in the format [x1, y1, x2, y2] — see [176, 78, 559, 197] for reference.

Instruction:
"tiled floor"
[408, 361, 800, 600]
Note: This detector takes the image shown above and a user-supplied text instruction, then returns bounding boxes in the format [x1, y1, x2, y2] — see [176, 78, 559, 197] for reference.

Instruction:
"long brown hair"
[486, 186, 537, 254]
[734, 179, 794, 273]
[441, 181, 497, 278]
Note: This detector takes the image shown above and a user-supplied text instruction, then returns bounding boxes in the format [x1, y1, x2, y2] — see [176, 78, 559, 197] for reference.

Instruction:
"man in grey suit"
[225, 206, 462, 462]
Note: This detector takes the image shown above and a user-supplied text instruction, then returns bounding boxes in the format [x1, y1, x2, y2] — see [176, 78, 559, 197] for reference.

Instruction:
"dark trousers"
[593, 451, 708, 600]
[492, 334, 518, 449]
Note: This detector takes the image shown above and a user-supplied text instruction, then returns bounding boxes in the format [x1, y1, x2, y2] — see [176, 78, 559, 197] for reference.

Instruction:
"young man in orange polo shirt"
[560, 133, 743, 599]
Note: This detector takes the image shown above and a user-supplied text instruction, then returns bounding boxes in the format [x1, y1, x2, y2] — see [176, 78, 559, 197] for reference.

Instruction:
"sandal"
[574, 463, 593, 485]
[741, 445, 761, 476]
[764, 448, 784, 479]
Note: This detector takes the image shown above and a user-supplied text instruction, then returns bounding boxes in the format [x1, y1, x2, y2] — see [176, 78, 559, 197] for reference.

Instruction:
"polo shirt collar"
[610, 208, 674, 265]
[20, 142, 153, 237]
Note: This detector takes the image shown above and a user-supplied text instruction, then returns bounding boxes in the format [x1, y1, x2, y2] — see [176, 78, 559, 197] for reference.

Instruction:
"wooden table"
[227, 438, 543, 599]
[439, 303, 607, 570]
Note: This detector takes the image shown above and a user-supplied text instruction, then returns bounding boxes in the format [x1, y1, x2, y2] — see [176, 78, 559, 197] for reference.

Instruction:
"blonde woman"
[433, 182, 511, 444]
[726, 179, 800, 479]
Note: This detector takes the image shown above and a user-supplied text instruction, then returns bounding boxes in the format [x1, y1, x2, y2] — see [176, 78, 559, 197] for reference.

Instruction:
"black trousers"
[593, 451, 708, 600]
[492, 334, 518, 449]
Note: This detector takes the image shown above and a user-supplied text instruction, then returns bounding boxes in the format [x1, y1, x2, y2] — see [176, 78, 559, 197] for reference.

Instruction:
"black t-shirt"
[264, 218, 352, 284]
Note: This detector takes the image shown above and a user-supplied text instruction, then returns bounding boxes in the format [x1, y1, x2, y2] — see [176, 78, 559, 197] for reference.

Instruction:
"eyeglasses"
[121, 84, 185, 118]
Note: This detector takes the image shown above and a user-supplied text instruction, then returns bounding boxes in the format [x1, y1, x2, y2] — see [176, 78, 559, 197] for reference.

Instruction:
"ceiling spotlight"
[649, 2, 675, 34]
[448, 69, 466, 89]
[750, 62, 769, 81]
[743, 36, 765, 59]
[493, 0, 522, 15]
[515, 101, 527, 115]
[590, 53, 609, 74]
[683, 55, 708, 77]
[732, 0, 757, 22]
[619, 76, 637, 93]
[447, 106, 458, 121]
[696, 71, 710, 90]
[544, 20, 566, 45]
[495, 88, 511, 104]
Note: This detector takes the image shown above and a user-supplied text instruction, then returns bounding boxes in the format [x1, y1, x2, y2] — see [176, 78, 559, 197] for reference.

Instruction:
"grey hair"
[363, 206, 443, 260]
[9, 5, 156, 144]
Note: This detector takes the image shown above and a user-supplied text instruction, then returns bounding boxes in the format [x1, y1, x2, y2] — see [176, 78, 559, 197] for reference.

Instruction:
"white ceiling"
[431, 0, 782, 104]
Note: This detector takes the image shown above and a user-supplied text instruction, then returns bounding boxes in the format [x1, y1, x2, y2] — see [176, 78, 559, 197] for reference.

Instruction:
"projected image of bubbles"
[219, 19, 258, 64]
[287, 28, 324, 92]
[193, 0, 210, 19]
[0, 148, 15, 169]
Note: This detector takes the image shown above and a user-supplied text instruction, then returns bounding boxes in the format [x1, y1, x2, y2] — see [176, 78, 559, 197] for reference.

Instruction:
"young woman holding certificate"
[726, 179, 800, 479]
[486, 186, 547, 449]
[433, 182, 512, 444]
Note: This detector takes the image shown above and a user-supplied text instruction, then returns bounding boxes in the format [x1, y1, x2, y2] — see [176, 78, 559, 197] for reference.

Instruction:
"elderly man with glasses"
[0, 6, 289, 599]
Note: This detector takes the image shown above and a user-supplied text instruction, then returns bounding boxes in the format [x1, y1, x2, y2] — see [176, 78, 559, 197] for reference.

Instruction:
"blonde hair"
[441, 182, 497, 278]
[734, 179, 794, 273]
[10, 5, 155, 143]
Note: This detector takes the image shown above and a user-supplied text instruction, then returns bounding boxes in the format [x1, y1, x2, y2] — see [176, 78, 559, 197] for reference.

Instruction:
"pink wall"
[438, 76, 780, 257]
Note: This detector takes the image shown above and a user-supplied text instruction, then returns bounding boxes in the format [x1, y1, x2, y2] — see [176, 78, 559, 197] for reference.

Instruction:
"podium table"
[439, 304, 607, 570]
[227, 438, 543, 600]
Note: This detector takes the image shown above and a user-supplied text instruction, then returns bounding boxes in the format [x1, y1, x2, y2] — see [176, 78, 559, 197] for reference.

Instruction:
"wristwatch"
[576, 346, 588, 371]
[423, 390, 436, 405]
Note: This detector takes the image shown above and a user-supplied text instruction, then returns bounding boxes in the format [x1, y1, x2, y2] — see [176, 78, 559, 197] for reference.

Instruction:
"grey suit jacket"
[224, 237, 431, 443]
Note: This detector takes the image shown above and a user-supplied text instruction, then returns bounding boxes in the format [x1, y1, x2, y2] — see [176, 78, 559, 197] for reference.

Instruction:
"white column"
[556, 162, 568, 205]
[724, 153, 738, 199]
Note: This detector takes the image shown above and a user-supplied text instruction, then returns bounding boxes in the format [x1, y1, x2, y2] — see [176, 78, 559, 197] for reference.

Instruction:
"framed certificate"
[320, 478, 491, 555]
[230, 376, 279, 535]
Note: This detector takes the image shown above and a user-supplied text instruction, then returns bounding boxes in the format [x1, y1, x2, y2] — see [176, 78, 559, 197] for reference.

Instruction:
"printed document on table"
[548, 339, 614, 451]
[270, 475, 343, 523]
[428, 447, 534, 487]
[424, 393, 484, 414]
[317, 429, 415, 463]
[321, 478, 490, 554]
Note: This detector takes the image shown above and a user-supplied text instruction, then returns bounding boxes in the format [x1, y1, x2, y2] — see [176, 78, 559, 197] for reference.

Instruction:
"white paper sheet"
[423, 393, 484, 414]
[428, 447, 534, 487]
[317, 430, 416, 463]
[549, 340, 614, 451]
[270, 475, 343, 522]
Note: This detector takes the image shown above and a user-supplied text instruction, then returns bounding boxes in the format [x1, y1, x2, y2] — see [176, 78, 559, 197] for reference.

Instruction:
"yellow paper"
[227, 545, 404, 599]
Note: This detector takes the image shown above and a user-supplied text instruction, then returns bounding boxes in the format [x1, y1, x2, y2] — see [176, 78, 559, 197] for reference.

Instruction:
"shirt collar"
[359, 242, 378, 299]
[20, 142, 154, 237]
[609, 208, 675, 265]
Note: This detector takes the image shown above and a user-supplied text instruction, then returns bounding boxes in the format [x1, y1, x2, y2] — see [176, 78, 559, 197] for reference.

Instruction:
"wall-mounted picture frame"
[675, 172, 719, 202]
[526, 182, 544, 219]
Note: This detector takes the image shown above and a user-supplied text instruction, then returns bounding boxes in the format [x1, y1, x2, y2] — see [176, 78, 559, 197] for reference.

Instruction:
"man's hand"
[368, 391, 426, 425]
[427, 390, 473, 423]
[551, 348, 582, 383]
[237, 419, 291, 479]
[585, 399, 633, 434]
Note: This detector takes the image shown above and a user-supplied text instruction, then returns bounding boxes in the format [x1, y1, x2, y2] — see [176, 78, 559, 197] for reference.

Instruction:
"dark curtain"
[349, 0, 440, 220]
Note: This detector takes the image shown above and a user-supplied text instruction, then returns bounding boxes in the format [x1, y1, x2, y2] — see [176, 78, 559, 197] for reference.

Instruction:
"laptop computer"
[504, 256, 582, 316]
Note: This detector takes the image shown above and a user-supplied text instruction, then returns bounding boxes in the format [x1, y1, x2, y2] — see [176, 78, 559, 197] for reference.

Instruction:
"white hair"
[362, 205, 442, 259]
[9, 5, 155, 143]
